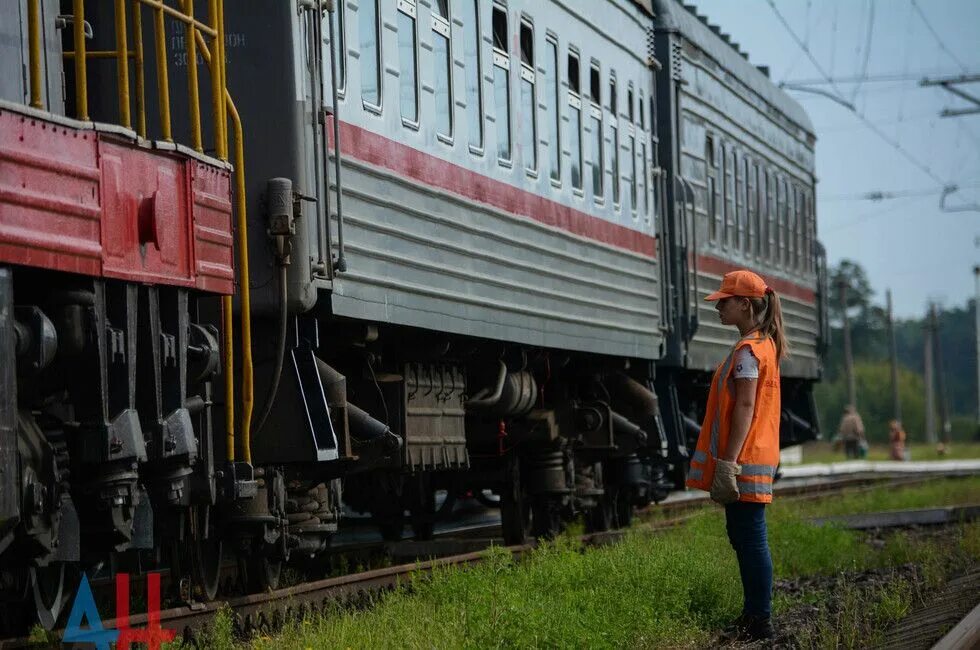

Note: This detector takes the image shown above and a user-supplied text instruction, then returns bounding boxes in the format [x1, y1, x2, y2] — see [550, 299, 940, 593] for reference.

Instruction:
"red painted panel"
[327, 119, 658, 258]
[100, 140, 193, 287]
[696, 254, 816, 304]
[190, 162, 235, 294]
[0, 106, 234, 295]
[0, 109, 102, 275]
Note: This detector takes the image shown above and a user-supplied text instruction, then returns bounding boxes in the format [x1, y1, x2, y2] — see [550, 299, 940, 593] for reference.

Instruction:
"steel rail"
[1, 473, 943, 647]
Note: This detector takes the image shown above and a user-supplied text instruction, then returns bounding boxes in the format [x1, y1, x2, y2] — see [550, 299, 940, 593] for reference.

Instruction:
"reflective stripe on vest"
[688, 468, 703, 481]
[740, 463, 777, 479]
[736, 480, 773, 495]
[692, 450, 708, 465]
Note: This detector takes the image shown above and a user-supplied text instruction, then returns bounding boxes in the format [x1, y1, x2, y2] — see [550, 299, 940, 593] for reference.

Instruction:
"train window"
[568, 49, 583, 191]
[749, 162, 764, 257]
[807, 191, 815, 272]
[589, 62, 603, 200]
[801, 189, 808, 270]
[464, 0, 483, 151]
[609, 75, 619, 206]
[641, 140, 649, 220]
[492, 6, 511, 163]
[520, 20, 536, 173]
[733, 151, 742, 249]
[767, 171, 776, 260]
[784, 184, 792, 267]
[397, 1, 419, 124]
[794, 186, 802, 269]
[359, 0, 381, 109]
[791, 185, 799, 268]
[639, 92, 645, 130]
[433, 1, 453, 139]
[638, 91, 647, 218]
[545, 36, 560, 182]
[723, 145, 734, 247]
[323, 1, 346, 95]
[776, 177, 786, 265]
[590, 65, 601, 104]
[747, 159, 756, 252]
[628, 83, 636, 214]
[492, 5, 507, 50]
[706, 134, 717, 241]
[735, 154, 749, 250]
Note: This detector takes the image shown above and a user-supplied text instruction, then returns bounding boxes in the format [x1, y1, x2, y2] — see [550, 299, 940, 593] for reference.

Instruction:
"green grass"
[787, 474, 980, 518]
[799, 440, 980, 464]
[170, 477, 980, 649]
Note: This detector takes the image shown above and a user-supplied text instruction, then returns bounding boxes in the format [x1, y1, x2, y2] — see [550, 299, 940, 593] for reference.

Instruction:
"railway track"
[0, 471, 973, 648]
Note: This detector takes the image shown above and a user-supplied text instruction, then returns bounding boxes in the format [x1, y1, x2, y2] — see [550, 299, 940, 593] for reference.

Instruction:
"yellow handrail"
[189, 21, 254, 465]
[152, 4, 171, 141]
[23, 0, 253, 465]
[132, 0, 147, 137]
[184, 0, 202, 152]
[72, 0, 88, 120]
[113, 0, 130, 128]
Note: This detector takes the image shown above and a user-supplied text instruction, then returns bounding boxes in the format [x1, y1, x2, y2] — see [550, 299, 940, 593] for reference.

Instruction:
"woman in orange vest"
[686, 270, 787, 642]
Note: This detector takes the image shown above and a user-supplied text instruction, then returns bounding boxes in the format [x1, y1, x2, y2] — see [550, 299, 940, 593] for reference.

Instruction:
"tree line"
[813, 259, 977, 444]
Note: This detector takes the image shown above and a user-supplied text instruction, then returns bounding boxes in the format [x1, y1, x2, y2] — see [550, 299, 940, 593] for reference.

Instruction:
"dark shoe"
[720, 614, 774, 643]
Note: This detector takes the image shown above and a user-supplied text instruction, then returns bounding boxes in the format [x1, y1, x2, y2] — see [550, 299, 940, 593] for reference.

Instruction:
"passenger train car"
[0, 0, 825, 630]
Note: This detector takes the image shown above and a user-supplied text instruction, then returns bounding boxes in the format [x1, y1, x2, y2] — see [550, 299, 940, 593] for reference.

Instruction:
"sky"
[690, 0, 980, 319]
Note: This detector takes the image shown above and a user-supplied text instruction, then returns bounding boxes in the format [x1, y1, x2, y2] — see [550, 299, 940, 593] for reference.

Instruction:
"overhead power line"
[851, 0, 876, 103]
[910, 0, 969, 72]
[820, 182, 980, 202]
[783, 70, 976, 86]
[765, 0, 946, 186]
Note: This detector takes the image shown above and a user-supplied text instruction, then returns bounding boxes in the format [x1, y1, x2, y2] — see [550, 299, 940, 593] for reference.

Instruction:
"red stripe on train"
[697, 254, 816, 303]
[329, 120, 658, 258]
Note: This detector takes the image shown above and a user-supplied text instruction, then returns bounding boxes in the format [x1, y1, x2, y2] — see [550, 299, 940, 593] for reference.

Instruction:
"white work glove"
[710, 459, 741, 504]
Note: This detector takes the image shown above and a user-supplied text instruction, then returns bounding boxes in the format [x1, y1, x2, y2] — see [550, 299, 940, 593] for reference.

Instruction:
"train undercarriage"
[0, 263, 692, 633]
[0, 265, 821, 636]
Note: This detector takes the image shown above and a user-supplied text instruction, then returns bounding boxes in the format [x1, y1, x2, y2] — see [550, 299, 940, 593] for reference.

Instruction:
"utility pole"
[886, 290, 901, 422]
[932, 305, 952, 448]
[838, 279, 857, 408]
[924, 304, 937, 445]
[974, 266, 980, 432]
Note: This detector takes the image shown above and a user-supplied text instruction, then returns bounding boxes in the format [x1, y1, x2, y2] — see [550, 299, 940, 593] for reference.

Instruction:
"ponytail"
[750, 288, 789, 360]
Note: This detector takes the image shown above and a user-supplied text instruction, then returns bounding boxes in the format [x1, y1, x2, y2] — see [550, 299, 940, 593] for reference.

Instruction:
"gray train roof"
[654, 0, 815, 136]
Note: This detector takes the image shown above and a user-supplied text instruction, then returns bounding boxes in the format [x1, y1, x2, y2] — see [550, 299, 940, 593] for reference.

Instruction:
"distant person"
[686, 270, 787, 642]
[837, 405, 865, 459]
[888, 419, 906, 461]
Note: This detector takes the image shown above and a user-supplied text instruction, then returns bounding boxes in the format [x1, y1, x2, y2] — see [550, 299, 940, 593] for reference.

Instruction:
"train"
[0, 0, 827, 630]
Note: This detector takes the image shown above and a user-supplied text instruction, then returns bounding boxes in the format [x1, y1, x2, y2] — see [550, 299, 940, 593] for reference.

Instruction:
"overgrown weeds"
[165, 478, 980, 648]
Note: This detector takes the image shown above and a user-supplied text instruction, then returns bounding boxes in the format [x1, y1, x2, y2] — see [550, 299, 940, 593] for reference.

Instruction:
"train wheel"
[529, 496, 563, 539]
[585, 492, 613, 533]
[408, 475, 436, 541]
[30, 563, 72, 630]
[188, 507, 222, 602]
[242, 555, 281, 593]
[499, 457, 531, 545]
[614, 493, 634, 529]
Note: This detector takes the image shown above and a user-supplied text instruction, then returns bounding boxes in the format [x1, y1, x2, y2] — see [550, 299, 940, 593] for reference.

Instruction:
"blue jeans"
[724, 501, 773, 618]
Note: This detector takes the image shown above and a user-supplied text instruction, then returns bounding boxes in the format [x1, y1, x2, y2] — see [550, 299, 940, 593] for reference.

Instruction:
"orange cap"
[704, 270, 770, 301]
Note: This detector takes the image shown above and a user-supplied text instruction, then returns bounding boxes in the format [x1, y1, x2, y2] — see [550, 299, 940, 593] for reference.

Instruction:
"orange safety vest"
[686, 332, 781, 503]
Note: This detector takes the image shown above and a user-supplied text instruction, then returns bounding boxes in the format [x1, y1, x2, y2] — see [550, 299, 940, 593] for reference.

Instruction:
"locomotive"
[0, 0, 826, 629]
